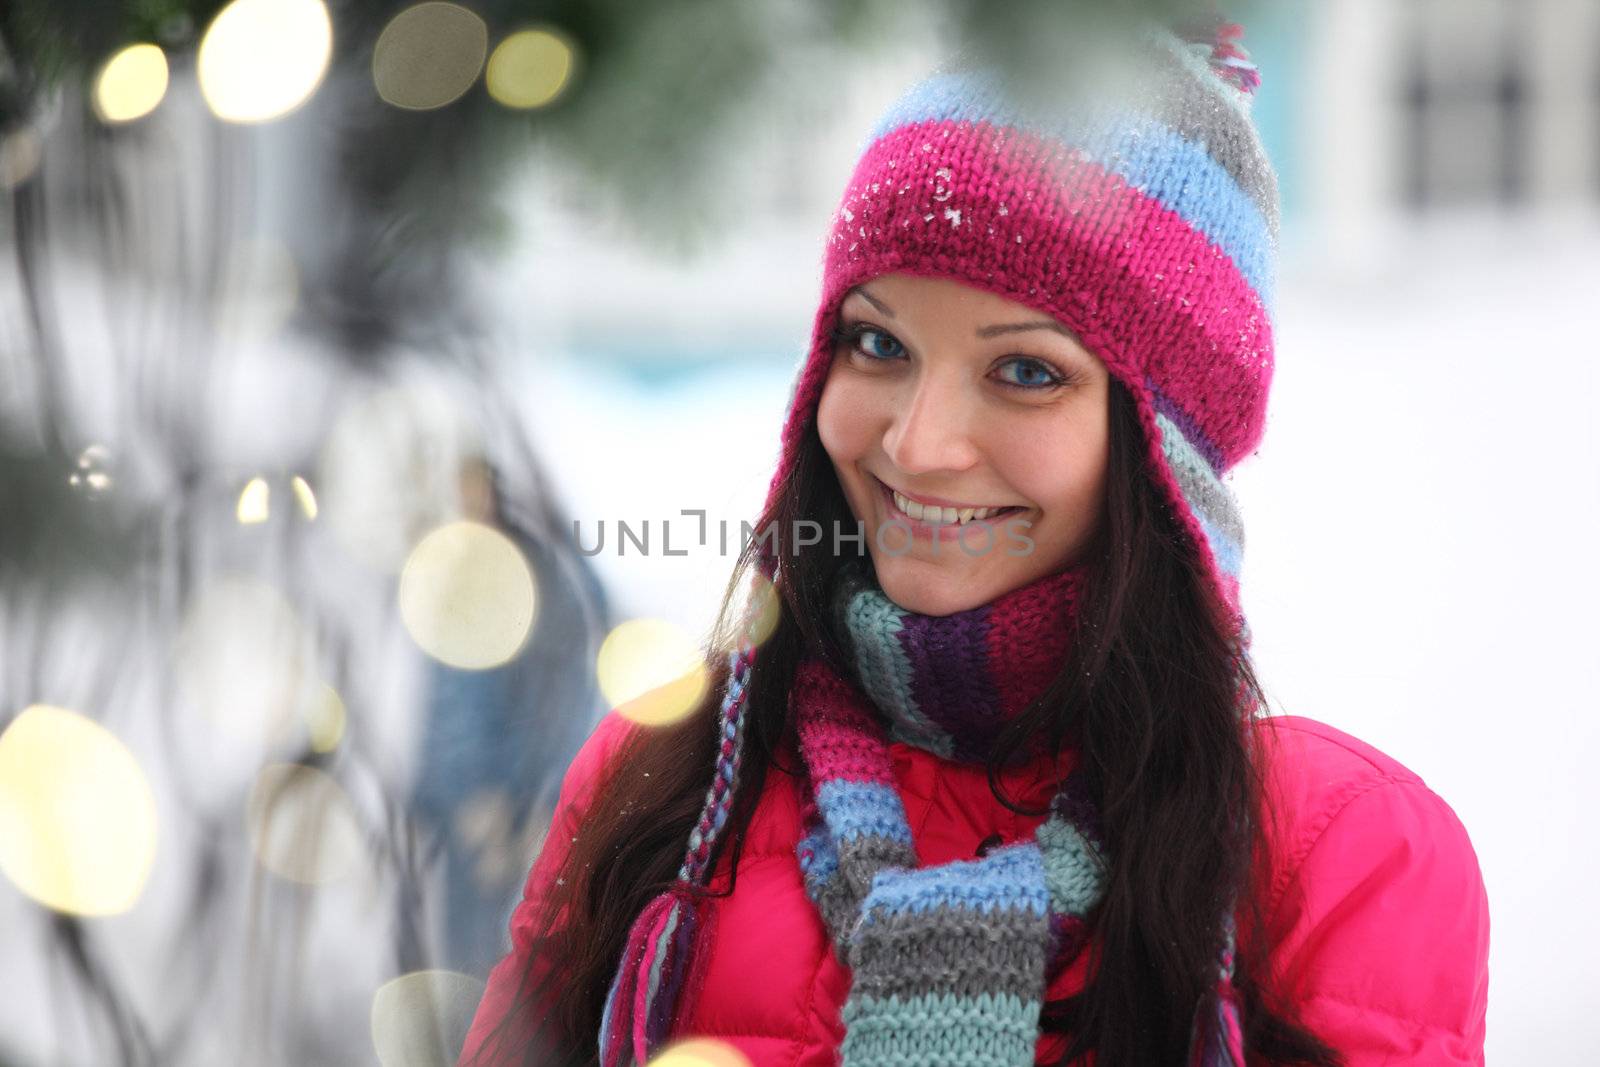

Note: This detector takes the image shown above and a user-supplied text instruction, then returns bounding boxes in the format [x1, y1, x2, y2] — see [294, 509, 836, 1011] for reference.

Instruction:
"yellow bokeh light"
[237, 476, 270, 524]
[291, 475, 318, 520]
[370, 969, 485, 1067]
[93, 43, 169, 124]
[485, 28, 575, 109]
[373, 3, 488, 111]
[247, 763, 364, 885]
[198, 0, 333, 124]
[743, 571, 782, 650]
[647, 1038, 752, 1067]
[399, 521, 538, 670]
[0, 705, 158, 916]
[304, 683, 345, 753]
[597, 619, 709, 728]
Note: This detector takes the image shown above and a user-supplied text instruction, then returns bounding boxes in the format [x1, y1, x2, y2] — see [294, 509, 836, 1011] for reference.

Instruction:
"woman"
[460, 20, 1490, 1067]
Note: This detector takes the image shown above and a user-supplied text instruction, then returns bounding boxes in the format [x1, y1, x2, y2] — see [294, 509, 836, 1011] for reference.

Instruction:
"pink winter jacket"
[459, 712, 1490, 1066]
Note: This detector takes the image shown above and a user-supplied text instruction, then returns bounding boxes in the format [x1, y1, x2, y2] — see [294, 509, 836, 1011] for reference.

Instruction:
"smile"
[874, 477, 1026, 529]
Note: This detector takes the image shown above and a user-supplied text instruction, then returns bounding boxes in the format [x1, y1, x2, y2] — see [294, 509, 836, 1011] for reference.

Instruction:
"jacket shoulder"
[542, 711, 639, 846]
[1254, 713, 1425, 792]
[1249, 715, 1490, 1064]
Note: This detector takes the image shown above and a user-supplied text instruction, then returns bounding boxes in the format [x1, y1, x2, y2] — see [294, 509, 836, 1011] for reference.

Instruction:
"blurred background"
[1, 0, 1595, 1064]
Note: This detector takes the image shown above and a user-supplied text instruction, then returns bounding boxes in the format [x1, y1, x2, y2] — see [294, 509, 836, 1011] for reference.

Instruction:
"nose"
[882, 367, 980, 475]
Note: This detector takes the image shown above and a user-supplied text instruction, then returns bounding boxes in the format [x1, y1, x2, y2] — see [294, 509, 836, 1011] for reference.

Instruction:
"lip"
[873, 477, 1028, 543]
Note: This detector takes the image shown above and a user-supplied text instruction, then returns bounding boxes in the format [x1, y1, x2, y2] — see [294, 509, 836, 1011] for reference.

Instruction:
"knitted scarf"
[599, 558, 1245, 1067]
[791, 559, 1246, 1067]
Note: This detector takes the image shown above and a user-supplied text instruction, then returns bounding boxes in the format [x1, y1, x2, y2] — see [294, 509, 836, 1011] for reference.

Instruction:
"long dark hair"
[467, 372, 1343, 1067]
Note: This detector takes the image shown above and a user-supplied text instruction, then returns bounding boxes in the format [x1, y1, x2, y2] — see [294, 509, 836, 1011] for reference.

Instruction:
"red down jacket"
[459, 712, 1490, 1066]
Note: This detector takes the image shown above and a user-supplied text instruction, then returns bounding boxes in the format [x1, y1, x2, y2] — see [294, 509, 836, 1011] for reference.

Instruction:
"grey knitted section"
[1156, 412, 1246, 549]
[847, 902, 1051, 1002]
[811, 834, 921, 945]
[1137, 32, 1281, 236]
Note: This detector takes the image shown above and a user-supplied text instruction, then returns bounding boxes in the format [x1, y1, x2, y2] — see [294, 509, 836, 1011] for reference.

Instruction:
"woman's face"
[816, 273, 1112, 616]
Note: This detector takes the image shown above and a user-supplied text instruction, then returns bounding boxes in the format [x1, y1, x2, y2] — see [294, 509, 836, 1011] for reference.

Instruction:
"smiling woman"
[460, 16, 1489, 1067]
[818, 274, 1112, 616]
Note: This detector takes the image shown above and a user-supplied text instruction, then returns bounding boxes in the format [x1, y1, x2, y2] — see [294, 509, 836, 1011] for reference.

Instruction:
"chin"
[870, 554, 995, 617]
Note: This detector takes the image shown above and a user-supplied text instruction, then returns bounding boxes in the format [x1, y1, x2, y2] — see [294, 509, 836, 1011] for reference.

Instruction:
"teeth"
[892, 490, 1007, 525]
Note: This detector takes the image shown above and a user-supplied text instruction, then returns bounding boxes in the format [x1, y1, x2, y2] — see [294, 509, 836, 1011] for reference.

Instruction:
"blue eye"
[995, 357, 1064, 390]
[831, 323, 905, 362]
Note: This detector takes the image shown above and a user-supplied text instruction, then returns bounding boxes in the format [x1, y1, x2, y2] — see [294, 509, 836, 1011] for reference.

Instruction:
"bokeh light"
[373, 3, 488, 111]
[398, 521, 538, 670]
[93, 43, 169, 124]
[646, 1038, 752, 1067]
[743, 571, 782, 650]
[304, 683, 345, 753]
[237, 476, 270, 524]
[0, 127, 43, 189]
[370, 969, 485, 1067]
[0, 705, 158, 916]
[198, 0, 333, 124]
[596, 619, 709, 727]
[68, 443, 113, 494]
[247, 763, 364, 885]
[291, 475, 318, 519]
[485, 28, 576, 109]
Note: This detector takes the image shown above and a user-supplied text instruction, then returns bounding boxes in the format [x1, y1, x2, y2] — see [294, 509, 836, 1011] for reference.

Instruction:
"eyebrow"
[846, 286, 1077, 341]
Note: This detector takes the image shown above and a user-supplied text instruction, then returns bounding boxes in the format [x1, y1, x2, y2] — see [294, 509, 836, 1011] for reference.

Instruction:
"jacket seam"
[788, 925, 834, 1067]
[1264, 774, 1413, 925]
[1264, 718, 1425, 784]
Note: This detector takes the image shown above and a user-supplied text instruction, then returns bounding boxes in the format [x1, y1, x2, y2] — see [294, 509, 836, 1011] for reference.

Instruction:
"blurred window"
[1400, 0, 1529, 209]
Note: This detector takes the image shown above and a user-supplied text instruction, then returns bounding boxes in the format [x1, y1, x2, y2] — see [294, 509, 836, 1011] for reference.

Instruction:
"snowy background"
[3, 1, 1598, 1064]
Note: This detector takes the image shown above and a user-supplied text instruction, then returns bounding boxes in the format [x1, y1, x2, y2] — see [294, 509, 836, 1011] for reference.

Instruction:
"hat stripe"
[1090, 116, 1275, 304]
[1156, 413, 1244, 579]
[1144, 38, 1281, 233]
[865, 73, 1274, 301]
[1154, 413, 1245, 549]
[828, 119, 1274, 465]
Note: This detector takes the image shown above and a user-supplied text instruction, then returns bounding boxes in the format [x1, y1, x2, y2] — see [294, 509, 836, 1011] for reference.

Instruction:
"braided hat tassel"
[598, 567, 770, 1067]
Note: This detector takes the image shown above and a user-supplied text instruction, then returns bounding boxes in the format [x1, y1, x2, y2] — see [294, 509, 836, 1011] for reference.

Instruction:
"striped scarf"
[599, 560, 1246, 1067]
[790, 560, 1245, 1066]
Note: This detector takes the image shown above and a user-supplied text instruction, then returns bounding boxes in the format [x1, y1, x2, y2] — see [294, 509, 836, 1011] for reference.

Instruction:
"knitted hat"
[601, 18, 1274, 1064]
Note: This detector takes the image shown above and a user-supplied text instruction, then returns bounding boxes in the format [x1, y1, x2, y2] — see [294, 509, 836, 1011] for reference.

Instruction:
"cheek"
[816, 364, 874, 463]
[1003, 418, 1110, 514]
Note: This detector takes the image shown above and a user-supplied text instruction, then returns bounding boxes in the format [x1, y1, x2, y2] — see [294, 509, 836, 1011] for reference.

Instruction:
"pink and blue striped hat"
[765, 20, 1277, 640]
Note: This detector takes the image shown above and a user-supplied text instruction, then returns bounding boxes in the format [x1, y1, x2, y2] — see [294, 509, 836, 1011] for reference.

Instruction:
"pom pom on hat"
[1177, 18, 1263, 95]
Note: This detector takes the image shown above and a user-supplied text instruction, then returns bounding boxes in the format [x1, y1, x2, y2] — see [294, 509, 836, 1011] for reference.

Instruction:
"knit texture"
[600, 16, 1267, 1067]
[794, 561, 1108, 1067]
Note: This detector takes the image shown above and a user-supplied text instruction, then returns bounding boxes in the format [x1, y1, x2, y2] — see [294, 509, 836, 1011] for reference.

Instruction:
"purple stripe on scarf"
[895, 605, 1006, 761]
